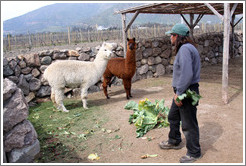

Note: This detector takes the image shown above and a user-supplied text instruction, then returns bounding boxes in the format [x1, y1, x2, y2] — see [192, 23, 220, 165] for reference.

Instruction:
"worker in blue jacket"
[159, 23, 201, 163]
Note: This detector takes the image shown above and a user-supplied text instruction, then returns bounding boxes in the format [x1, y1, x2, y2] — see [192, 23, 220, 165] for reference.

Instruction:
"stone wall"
[3, 78, 40, 163]
[3, 32, 243, 105]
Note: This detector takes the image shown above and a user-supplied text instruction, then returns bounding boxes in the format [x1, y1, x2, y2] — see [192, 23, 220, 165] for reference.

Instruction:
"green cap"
[165, 23, 190, 36]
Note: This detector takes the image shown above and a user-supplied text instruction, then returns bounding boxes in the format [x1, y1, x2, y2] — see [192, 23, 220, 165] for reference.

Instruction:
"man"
[159, 23, 201, 163]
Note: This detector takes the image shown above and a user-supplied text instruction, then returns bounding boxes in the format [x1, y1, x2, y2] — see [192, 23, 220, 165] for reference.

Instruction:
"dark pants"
[168, 84, 201, 158]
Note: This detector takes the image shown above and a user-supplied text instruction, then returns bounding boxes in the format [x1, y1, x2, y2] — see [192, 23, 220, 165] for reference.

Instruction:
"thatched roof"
[115, 3, 243, 15]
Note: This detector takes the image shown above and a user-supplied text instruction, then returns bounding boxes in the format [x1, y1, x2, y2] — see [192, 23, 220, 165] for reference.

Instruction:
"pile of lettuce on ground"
[124, 98, 170, 138]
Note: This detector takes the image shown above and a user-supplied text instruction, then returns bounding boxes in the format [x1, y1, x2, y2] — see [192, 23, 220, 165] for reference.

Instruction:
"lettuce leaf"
[124, 100, 138, 111]
[125, 98, 170, 138]
[176, 89, 202, 106]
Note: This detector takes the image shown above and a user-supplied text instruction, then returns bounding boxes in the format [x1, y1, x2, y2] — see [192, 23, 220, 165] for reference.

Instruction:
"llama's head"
[98, 42, 118, 60]
[127, 38, 137, 51]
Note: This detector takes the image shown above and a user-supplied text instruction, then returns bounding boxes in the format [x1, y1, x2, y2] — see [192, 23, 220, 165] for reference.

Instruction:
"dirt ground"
[59, 55, 243, 164]
[4, 39, 244, 164]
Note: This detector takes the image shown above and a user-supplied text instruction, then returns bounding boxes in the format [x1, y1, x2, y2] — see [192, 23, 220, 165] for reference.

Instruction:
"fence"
[3, 23, 243, 52]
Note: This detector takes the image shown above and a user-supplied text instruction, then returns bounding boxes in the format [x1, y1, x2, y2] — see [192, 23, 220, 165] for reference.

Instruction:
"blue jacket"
[172, 43, 201, 95]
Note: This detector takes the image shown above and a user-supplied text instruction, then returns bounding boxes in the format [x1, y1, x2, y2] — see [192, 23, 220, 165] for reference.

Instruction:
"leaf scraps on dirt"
[32, 113, 40, 119]
[74, 113, 82, 117]
[141, 154, 158, 159]
[88, 153, 100, 160]
[106, 130, 112, 133]
[114, 135, 121, 139]
[101, 128, 112, 133]
[77, 134, 87, 140]
[102, 128, 120, 134]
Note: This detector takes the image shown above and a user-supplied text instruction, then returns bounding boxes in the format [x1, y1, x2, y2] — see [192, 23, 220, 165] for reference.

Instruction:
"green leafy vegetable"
[124, 98, 170, 138]
[176, 89, 202, 106]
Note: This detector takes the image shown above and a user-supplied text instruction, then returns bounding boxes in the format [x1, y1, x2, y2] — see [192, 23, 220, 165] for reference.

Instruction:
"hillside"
[3, 3, 222, 35]
[3, 3, 116, 34]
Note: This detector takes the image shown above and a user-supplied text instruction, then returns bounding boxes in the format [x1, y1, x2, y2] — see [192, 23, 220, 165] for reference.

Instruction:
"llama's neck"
[125, 50, 136, 65]
[94, 57, 108, 76]
[125, 50, 136, 76]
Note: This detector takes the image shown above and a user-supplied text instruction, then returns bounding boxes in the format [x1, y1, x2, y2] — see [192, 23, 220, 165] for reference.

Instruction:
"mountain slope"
[3, 3, 117, 34]
[3, 3, 222, 35]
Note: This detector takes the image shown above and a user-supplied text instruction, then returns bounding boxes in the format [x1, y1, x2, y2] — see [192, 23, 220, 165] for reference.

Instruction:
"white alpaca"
[44, 42, 117, 112]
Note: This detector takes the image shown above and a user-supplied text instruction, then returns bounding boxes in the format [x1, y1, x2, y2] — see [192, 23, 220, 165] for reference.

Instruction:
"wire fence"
[3, 23, 243, 52]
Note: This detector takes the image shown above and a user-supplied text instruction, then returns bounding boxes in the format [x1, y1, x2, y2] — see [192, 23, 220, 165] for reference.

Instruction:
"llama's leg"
[102, 76, 112, 99]
[81, 87, 89, 109]
[54, 88, 69, 112]
[129, 79, 133, 98]
[123, 79, 131, 99]
[51, 88, 56, 104]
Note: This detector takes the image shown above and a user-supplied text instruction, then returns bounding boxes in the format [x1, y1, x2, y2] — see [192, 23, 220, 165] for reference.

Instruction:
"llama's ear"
[127, 38, 129, 41]
[102, 42, 106, 47]
[133, 37, 135, 41]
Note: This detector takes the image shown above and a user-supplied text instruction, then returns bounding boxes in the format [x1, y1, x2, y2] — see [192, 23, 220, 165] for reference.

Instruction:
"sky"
[0, 1, 143, 21]
[1, 1, 56, 21]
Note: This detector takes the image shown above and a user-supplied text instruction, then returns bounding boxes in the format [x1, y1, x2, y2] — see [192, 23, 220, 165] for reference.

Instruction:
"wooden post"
[8, 34, 11, 51]
[28, 30, 32, 50]
[154, 24, 156, 38]
[37, 34, 39, 47]
[121, 13, 127, 57]
[189, 14, 194, 39]
[121, 11, 139, 57]
[15, 35, 17, 49]
[231, 14, 235, 58]
[67, 27, 71, 45]
[80, 30, 83, 43]
[97, 29, 99, 41]
[87, 30, 91, 42]
[50, 33, 52, 45]
[100, 30, 103, 41]
[205, 2, 231, 104]
[222, 3, 230, 104]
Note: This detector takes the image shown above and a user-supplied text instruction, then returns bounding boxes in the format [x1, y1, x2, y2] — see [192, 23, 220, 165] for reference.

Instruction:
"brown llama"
[103, 38, 137, 99]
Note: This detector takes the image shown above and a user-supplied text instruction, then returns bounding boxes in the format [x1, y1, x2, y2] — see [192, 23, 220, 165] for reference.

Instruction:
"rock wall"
[3, 32, 243, 105]
[3, 78, 40, 163]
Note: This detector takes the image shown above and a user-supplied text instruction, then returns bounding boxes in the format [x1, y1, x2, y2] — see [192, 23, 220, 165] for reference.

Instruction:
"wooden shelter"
[115, 2, 244, 104]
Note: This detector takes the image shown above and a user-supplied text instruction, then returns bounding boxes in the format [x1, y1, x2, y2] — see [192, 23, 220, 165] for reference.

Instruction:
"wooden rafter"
[232, 16, 243, 27]
[115, 3, 243, 15]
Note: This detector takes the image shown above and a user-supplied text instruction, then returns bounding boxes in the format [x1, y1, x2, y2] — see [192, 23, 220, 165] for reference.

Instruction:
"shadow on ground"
[199, 122, 223, 155]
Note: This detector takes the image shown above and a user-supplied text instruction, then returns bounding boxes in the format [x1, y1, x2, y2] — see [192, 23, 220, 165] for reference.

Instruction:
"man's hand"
[174, 94, 183, 107]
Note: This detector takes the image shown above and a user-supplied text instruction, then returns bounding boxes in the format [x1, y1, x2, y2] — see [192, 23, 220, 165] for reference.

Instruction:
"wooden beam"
[190, 14, 204, 40]
[125, 10, 140, 32]
[180, 13, 198, 39]
[115, 3, 165, 14]
[115, 3, 242, 15]
[205, 3, 224, 21]
[230, 3, 238, 17]
[180, 14, 190, 27]
[222, 3, 230, 104]
[121, 13, 127, 57]
[194, 13, 205, 26]
[232, 16, 243, 28]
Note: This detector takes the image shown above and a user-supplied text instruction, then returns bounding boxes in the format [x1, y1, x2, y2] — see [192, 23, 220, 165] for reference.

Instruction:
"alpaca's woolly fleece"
[44, 42, 117, 112]
[103, 38, 137, 99]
